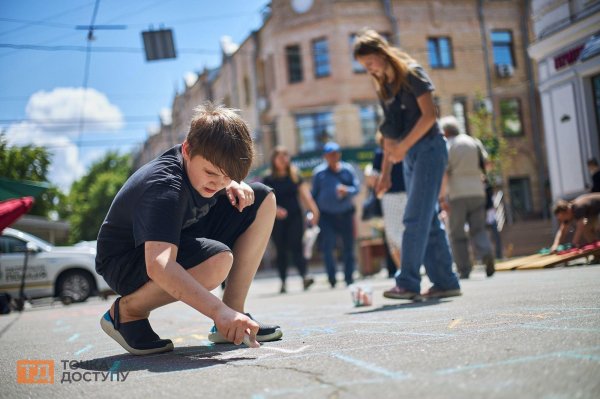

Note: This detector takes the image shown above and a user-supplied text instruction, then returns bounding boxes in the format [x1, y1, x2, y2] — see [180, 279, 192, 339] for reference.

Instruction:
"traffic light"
[141, 29, 176, 61]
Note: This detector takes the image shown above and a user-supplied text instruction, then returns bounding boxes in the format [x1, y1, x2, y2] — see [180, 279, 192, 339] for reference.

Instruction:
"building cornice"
[528, 12, 600, 60]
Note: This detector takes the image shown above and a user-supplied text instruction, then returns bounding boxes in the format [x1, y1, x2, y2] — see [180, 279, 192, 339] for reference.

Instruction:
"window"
[0, 236, 27, 254]
[592, 74, 600, 148]
[295, 112, 335, 152]
[312, 38, 330, 78]
[428, 37, 454, 69]
[500, 98, 523, 136]
[491, 30, 515, 66]
[452, 96, 469, 135]
[265, 55, 276, 93]
[508, 177, 533, 220]
[286, 45, 303, 83]
[359, 104, 380, 144]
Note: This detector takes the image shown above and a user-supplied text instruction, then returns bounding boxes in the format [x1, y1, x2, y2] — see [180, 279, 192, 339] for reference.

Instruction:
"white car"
[0, 228, 112, 303]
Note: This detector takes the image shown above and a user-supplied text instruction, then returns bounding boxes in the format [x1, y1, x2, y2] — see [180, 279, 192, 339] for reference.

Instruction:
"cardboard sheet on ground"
[495, 254, 546, 271]
[496, 243, 600, 271]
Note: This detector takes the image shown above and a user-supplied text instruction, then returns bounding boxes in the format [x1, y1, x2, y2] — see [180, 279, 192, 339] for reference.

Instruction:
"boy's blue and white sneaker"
[100, 297, 174, 356]
[208, 313, 282, 343]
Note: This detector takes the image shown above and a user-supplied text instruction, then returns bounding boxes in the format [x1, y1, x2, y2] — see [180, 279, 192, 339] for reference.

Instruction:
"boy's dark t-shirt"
[96, 145, 219, 268]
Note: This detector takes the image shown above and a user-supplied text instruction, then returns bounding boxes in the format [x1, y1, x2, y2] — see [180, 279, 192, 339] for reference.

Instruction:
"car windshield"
[5, 228, 53, 252]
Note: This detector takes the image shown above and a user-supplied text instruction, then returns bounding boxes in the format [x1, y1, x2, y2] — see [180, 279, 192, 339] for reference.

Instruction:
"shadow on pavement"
[75, 344, 254, 374]
[346, 299, 449, 315]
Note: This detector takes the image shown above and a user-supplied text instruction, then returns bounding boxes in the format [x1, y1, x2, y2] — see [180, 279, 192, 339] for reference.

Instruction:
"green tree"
[63, 152, 132, 243]
[468, 95, 514, 187]
[0, 133, 62, 216]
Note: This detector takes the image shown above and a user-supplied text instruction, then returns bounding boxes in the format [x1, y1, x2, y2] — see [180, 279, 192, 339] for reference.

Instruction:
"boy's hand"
[226, 181, 255, 212]
[214, 306, 260, 347]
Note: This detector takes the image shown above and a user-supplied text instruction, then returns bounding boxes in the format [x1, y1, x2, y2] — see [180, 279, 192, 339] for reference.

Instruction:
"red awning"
[0, 196, 34, 232]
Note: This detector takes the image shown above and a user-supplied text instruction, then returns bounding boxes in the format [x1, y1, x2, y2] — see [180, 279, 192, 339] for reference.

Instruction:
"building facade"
[137, 0, 549, 221]
[528, 0, 600, 201]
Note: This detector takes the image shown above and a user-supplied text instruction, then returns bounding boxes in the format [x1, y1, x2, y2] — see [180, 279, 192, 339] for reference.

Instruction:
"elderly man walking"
[439, 116, 495, 279]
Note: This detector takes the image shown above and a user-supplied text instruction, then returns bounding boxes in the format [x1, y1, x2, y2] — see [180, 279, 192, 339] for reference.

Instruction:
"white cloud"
[25, 87, 124, 134]
[159, 108, 172, 125]
[184, 72, 198, 88]
[6, 122, 85, 192]
[220, 36, 238, 56]
[5, 87, 125, 192]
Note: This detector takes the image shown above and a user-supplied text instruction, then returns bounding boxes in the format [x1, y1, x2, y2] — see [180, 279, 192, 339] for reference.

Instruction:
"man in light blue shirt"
[311, 142, 360, 287]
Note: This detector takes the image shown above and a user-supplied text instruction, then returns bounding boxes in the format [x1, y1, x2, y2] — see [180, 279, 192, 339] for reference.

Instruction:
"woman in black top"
[263, 146, 320, 293]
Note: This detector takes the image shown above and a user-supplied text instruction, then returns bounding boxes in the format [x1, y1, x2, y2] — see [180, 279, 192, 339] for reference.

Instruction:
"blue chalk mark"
[67, 333, 80, 342]
[299, 327, 336, 337]
[109, 360, 121, 373]
[436, 346, 600, 375]
[522, 325, 600, 333]
[332, 352, 409, 379]
[560, 353, 600, 363]
[385, 331, 453, 337]
[74, 344, 93, 356]
[109, 360, 121, 381]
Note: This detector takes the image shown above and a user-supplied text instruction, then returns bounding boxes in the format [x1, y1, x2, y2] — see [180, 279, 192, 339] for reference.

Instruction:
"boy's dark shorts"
[97, 183, 273, 296]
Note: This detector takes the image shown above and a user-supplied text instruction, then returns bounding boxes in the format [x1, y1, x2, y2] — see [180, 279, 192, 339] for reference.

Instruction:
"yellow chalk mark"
[191, 334, 207, 340]
[173, 337, 185, 344]
[448, 319, 462, 329]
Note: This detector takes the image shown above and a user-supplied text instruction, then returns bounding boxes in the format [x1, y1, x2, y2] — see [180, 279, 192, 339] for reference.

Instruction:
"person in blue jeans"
[311, 142, 360, 288]
[354, 29, 460, 300]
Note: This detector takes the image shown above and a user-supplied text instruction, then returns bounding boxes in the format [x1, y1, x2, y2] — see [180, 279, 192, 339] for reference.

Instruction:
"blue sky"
[0, 0, 269, 191]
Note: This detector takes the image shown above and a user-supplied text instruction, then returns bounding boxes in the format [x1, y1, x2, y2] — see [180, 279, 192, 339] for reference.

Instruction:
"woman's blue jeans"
[396, 134, 460, 293]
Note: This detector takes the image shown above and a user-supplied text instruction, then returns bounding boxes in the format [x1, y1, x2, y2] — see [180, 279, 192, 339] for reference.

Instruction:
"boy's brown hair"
[186, 102, 254, 182]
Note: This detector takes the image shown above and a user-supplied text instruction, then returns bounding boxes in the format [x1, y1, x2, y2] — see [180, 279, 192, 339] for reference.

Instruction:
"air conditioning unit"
[496, 64, 514, 78]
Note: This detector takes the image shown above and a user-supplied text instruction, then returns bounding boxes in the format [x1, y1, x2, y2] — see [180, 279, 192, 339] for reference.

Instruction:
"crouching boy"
[95, 102, 279, 355]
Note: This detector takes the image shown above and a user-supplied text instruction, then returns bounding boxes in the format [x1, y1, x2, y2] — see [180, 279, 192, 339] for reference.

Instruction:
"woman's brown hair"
[353, 28, 417, 100]
[270, 146, 300, 184]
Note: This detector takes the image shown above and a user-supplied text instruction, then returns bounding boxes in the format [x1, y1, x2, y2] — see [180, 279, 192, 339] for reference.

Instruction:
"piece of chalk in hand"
[243, 333, 260, 348]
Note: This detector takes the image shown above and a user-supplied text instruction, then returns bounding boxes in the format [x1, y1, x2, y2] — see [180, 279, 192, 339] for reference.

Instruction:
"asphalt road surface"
[1, 263, 599, 398]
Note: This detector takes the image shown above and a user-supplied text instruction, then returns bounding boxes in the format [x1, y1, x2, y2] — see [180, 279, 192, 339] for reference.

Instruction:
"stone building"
[138, 0, 549, 222]
[528, 0, 600, 201]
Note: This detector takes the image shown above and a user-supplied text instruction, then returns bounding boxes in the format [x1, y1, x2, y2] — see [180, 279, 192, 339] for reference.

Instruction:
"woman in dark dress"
[263, 146, 320, 293]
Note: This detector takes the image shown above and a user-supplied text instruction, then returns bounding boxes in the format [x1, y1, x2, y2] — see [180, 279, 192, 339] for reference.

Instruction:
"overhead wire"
[77, 0, 102, 148]
[0, 1, 96, 37]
